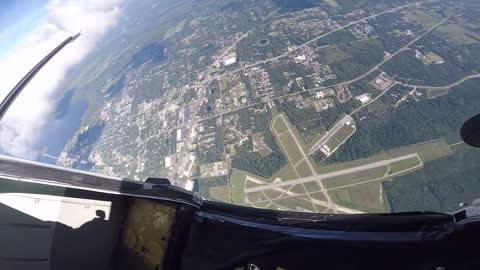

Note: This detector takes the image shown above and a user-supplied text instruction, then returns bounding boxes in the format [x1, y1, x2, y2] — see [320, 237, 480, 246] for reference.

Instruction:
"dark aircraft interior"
[1, 173, 479, 270]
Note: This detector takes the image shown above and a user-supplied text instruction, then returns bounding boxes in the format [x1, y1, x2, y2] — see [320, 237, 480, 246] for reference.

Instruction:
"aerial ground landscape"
[54, 0, 480, 214]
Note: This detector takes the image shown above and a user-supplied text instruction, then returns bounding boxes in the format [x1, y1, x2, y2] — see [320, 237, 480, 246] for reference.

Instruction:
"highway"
[333, 15, 453, 89]
[400, 73, 480, 90]
[153, 1, 448, 139]
[216, 0, 428, 79]
[351, 82, 398, 115]
[193, 6, 451, 129]
[245, 153, 419, 192]
[309, 115, 353, 155]
[213, 8, 279, 66]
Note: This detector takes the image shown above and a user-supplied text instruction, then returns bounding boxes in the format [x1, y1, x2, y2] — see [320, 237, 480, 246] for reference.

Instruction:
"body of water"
[37, 99, 87, 165]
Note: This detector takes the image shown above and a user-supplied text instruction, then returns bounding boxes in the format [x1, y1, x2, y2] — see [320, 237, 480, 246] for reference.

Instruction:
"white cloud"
[0, 0, 123, 160]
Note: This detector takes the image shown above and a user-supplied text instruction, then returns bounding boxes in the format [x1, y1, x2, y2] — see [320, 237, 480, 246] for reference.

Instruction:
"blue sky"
[0, 0, 124, 160]
[0, 0, 48, 57]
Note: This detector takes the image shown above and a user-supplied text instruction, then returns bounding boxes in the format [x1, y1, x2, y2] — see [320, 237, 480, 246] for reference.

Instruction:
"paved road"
[217, 0, 428, 79]
[335, 15, 453, 91]
[196, 8, 450, 127]
[400, 74, 480, 90]
[245, 153, 418, 192]
[214, 9, 279, 64]
[351, 82, 398, 115]
[217, 1, 428, 78]
[309, 115, 353, 155]
[328, 154, 422, 191]
[272, 115, 340, 213]
[154, 0, 444, 139]
[345, 16, 452, 115]
[246, 173, 363, 214]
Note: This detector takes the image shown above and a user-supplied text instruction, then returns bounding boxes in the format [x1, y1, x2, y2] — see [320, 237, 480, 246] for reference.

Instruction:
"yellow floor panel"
[121, 198, 176, 269]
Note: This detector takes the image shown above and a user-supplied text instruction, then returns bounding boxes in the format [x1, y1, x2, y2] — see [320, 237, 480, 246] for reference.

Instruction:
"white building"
[359, 96, 370, 103]
[355, 93, 371, 104]
[223, 52, 237, 66]
[294, 55, 306, 62]
[176, 129, 182, 142]
[184, 180, 194, 191]
[165, 157, 171, 168]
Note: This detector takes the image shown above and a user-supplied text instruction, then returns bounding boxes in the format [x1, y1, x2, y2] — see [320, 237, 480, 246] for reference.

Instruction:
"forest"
[320, 39, 385, 82]
[195, 118, 225, 165]
[231, 130, 286, 178]
[316, 30, 357, 47]
[320, 79, 480, 212]
[276, 98, 356, 144]
[384, 30, 479, 86]
[384, 144, 480, 213]
[197, 176, 229, 199]
[324, 79, 480, 165]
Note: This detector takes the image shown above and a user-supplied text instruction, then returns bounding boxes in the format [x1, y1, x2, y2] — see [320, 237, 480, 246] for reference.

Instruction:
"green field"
[323, 166, 389, 189]
[245, 177, 260, 188]
[229, 170, 252, 207]
[419, 52, 445, 65]
[405, 9, 444, 29]
[263, 189, 283, 200]
[329, 181, 389, 213]
[252, 201, 270, 208]
[245, 179, 261, 189]
[437, 23, 480, 45]
[296, 160, 313, 178]
[389, 156, 422, 175]
[314, 205, 328, 212]
[309, 191, 327, 202]
[208, 185, 231, 203]
[246, 191, 268, 203]
[324, 0, 339, 7]
[270, 114, 306, 181]
[269, 163, 298, 181]
[317, 139, 452, 175]
[333, 124, 355, 143]
[325, 137, 341, 152]
[388, 139, 453, 162]
[323, 38, 385, 80]
[272, 111, 315, 156]
[273, 116, 288, 134]
[303, 181, 322, 193]
[385, 143, 480, 212]
[289, 184, 307, 194]
[318, 46, 353, 64]
[315, 152, 388, 174]
[427, 88, 449, 99]
[279, 133, 304, 164]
